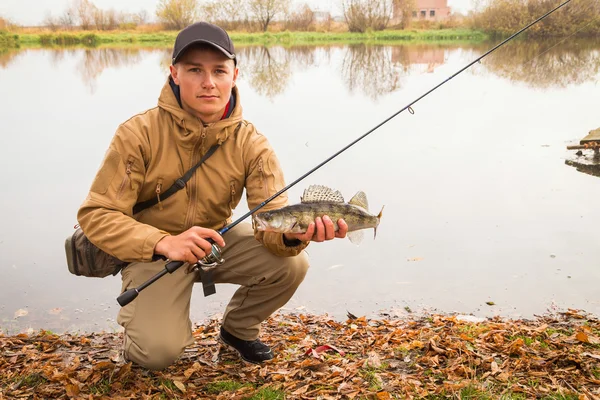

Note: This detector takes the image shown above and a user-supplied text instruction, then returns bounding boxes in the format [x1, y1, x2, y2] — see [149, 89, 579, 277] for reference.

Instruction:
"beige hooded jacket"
[77, 78, 308, 263]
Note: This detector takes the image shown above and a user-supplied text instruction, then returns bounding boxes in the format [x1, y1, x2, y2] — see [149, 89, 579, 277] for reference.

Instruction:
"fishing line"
[117, 0, 574, 307]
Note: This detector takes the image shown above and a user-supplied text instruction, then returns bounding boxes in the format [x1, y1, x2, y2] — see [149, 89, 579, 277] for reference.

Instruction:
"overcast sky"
[1, 0, 475, 26]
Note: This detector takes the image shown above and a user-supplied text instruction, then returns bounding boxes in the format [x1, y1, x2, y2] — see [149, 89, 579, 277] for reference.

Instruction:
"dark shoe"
[219, 327, 274, 364]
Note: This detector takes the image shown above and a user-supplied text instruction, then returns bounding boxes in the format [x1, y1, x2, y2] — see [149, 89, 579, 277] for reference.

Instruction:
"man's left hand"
[284, 216, 348, 243]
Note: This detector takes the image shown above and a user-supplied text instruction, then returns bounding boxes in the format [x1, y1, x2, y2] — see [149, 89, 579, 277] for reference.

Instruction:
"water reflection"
[565, 158, 600, 178]
[483, 39, 600, 88]
[239, 46, 291, 98]
[341, 44, 404, 101]
[0, 48, 21, 68]
[3, 39, 599, 97]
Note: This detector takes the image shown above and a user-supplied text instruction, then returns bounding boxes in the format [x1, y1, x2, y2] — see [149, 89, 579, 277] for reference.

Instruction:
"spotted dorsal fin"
[348, 191, 368, 211]
[301, 185, 345, 203]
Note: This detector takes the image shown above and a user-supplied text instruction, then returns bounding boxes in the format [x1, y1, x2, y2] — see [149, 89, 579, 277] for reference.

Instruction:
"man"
[77, 22, 348, 370]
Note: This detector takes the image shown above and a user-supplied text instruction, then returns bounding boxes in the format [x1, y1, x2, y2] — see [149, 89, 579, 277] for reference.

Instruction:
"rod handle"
[117, 288, 139, 307]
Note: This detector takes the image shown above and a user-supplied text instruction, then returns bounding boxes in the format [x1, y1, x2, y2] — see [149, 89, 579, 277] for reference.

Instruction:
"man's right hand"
[154, 227, 226, 264]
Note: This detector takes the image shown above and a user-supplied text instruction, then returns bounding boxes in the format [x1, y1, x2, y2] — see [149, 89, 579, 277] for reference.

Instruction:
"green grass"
[0, 30, 19, 48]
[14, 28, 488, 49]
[90, 378, 111, 395]
[205, 380, 253, 394]
[245, 388, 286, 400]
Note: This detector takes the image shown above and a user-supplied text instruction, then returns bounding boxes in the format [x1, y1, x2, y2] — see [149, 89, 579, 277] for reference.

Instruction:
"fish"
[253, 185, 384, 244]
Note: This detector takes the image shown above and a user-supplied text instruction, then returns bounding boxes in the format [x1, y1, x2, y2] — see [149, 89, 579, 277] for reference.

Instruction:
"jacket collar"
[157, 76, 243, 147]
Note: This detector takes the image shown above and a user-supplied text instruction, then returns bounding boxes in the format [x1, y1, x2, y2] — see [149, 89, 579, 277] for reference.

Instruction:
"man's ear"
[170, 64, 180, 85]
[232, 67, 239, 87]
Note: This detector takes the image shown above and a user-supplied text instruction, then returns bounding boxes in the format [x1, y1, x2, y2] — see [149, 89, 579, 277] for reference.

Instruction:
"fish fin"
[348, 191, 369, 211]
[374, 206, 384, 240]
[301, 185, 345, 203]
[347, 230, 364, 245]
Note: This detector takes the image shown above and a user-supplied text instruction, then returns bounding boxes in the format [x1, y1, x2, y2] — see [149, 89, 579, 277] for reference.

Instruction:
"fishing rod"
[117, 0, 573, 307]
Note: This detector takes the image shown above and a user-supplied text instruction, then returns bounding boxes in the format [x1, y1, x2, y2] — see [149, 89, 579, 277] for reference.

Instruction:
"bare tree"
[393, 0, 416, 28]
[156, 0, 200, 30]
[134, 10, 150, 25]
[42, 12, 61, 31]
[59, 7, 77, 29]
[247, 0, 290, 31]
[285, 3, 315, 31]
[200, 0, 248, 30]
[342, 0, 393, 32]
[73, 0, 96, 29]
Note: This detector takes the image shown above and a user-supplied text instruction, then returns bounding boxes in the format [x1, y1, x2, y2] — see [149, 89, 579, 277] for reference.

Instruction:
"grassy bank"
[14, 29, 488, 48]
[1, 310, 599, 399]
[0, 30, 19, 48]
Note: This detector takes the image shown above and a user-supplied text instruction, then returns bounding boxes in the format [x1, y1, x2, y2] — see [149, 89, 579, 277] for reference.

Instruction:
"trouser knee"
[279, 252, 310, 287]
[124, 336, 185, 371]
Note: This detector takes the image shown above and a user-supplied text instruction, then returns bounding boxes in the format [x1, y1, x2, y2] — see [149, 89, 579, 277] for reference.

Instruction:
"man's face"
[170, 45, 238, 124]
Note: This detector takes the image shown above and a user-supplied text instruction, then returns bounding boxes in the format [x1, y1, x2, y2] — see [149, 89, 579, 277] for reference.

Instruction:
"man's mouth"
[198, 95, 219, 99]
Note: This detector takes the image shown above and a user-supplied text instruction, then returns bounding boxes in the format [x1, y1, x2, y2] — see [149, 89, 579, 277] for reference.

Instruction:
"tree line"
[1, 0, 598, 37]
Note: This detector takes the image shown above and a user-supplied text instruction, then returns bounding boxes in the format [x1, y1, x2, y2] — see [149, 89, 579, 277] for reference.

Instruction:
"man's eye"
[189, 68, 200, 73]
[216, 69, 226, 74]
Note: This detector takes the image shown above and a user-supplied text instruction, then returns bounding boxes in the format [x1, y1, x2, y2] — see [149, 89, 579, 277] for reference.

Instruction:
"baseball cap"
[172, 22, 236, 65]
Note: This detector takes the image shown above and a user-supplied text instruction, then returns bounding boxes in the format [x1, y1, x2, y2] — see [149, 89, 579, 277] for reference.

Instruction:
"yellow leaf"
[173, 380, 186, 393]
[377, 391, 392, 399]
[65, 383, 80, 397]
[576, 331, 590, 343]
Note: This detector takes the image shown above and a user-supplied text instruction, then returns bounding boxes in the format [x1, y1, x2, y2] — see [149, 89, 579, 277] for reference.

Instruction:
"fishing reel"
[187, 242, 224, 297]
[188, 243, 225, 272]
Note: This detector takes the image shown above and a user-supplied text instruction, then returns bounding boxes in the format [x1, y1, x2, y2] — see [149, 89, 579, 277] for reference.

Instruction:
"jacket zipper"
[258, 158, 268, 199]
[156, 179, 164, 211]
[229, 181, 236, 209]
[116, 159, 133, 200]
[183, 129, 206, 230]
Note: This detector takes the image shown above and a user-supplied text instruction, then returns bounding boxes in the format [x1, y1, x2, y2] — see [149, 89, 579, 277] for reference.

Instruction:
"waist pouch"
[65, 144, 221, 278]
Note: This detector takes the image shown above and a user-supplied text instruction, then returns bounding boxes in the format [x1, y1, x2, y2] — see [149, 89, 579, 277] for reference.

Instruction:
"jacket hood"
[157, 76, 243, 148]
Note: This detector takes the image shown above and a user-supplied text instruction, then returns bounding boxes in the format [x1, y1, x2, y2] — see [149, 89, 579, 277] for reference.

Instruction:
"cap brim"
[172, 39, 236, 64]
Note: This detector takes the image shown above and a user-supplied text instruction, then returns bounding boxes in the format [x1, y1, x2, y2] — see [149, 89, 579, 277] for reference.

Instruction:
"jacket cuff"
[142, 230, 171, 262]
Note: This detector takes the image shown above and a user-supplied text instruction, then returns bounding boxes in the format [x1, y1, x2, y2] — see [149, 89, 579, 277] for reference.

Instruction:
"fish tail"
[374, 205, 384, 240]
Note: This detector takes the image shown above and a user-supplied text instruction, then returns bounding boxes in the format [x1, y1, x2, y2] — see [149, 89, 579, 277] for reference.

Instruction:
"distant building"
[392, 0, 452, 24]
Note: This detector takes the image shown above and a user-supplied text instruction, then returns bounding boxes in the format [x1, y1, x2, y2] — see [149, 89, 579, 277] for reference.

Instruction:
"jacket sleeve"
[77, 124, 170, 262]
[243, 126, 309, 257]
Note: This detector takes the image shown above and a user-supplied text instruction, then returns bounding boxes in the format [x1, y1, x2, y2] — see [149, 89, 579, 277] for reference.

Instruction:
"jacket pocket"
[116, 157, 135, 200]
[257, 158, 268, 199]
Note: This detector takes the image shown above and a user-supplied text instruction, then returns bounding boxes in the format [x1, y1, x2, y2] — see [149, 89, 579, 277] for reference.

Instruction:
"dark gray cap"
[172, 22, 236, 65]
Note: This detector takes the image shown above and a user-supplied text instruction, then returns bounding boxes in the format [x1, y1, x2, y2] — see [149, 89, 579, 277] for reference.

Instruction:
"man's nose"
[201, 73, 215, 88]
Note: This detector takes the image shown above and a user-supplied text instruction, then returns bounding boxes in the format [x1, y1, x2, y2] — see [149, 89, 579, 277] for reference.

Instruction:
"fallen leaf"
[14, 308, 28, 318]
[577, 332, 590, 343]
[65, 383, 80, 397]
[407, 257, 423, 262]
[173, 380, 186, 393]
[48, 308, 62, 315]
[364, 351, 382, 368]
[491, 361, 500, 374]
[486, 301, 496, 306]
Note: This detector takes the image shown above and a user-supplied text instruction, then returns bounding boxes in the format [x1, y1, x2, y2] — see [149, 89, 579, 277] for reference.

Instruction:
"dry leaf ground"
[1, 309, 599, 399]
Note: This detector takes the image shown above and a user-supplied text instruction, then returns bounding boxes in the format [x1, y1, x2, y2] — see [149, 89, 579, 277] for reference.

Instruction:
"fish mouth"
[253, 216, 269, 231]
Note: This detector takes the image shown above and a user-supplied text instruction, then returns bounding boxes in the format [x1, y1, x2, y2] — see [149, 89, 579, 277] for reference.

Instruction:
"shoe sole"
[218, 335, 273, 365]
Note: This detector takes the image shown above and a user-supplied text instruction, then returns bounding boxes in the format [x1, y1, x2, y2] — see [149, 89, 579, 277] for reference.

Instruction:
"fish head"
[253, 210, 298, 232]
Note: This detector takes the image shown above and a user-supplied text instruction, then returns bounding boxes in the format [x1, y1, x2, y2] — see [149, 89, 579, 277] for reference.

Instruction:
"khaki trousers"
[116, 223, 309, 370]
